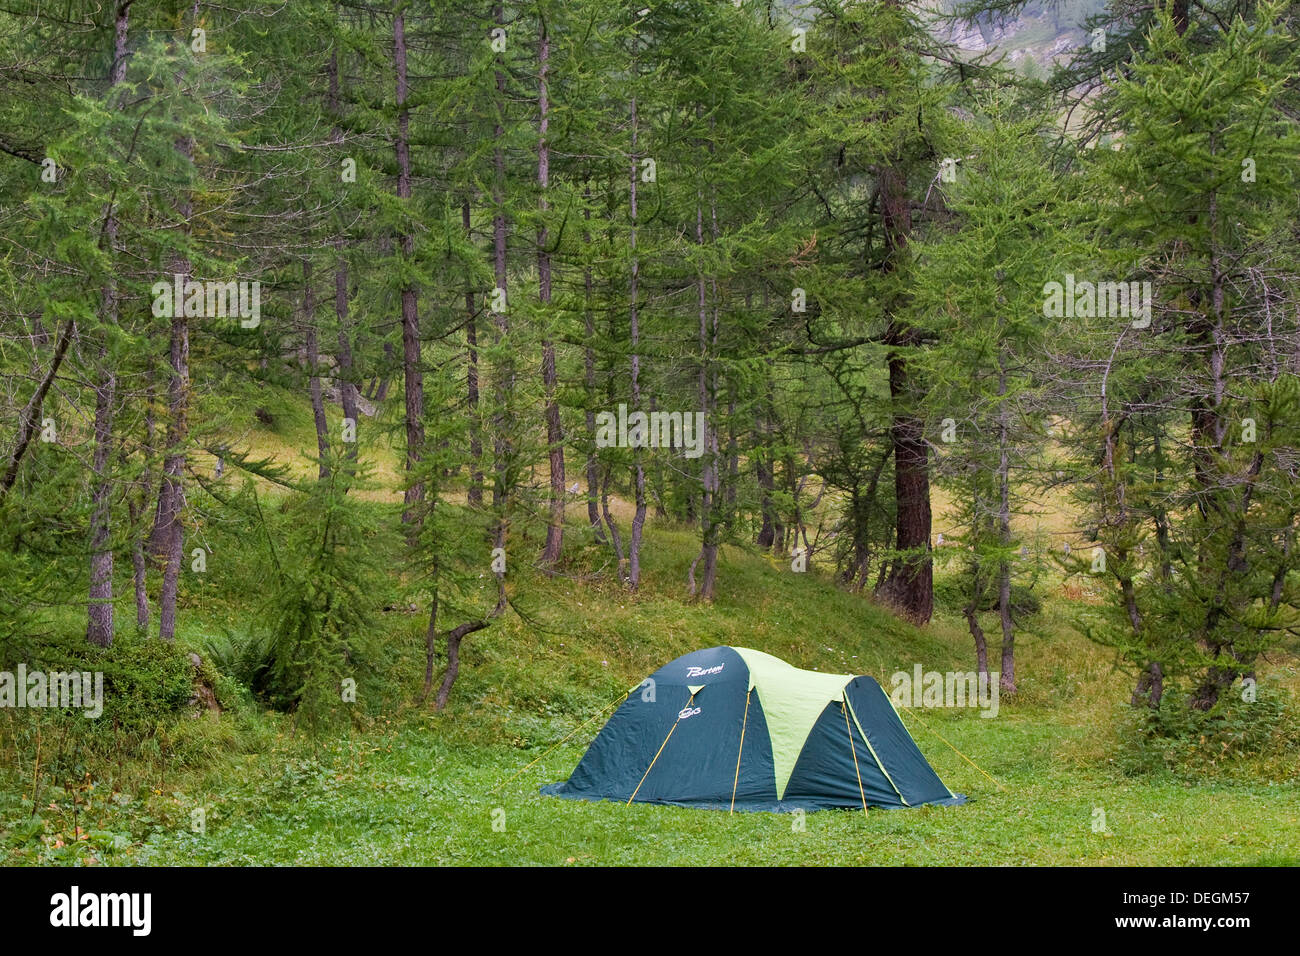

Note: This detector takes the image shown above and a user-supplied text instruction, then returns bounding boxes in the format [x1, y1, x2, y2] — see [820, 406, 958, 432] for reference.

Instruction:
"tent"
[541, 646, 966, 812]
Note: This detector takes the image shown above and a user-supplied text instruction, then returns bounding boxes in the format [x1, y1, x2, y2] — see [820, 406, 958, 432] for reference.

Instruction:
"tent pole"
[729, 687, 751, 814]
[847, 696, 909, 805]
[842, 701, 869, 818]
[627, 689, 697, 805]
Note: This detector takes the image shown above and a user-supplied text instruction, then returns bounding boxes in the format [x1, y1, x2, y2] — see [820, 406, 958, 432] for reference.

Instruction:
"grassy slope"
[3, 387, 1298, 866]
[4, 523, 1298, 866]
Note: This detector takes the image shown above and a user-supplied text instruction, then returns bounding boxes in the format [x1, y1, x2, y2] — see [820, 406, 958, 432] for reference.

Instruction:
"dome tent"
[541, 646, 966, 812]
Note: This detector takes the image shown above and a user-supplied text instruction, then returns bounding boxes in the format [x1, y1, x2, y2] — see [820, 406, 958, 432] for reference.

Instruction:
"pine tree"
[1063, 5, 1300, 709]
[913, 99, 1077, 691]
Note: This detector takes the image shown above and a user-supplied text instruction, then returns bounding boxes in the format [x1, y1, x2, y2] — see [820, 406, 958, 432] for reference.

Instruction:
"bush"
[200, 627, 273, 702]
[248, 472, 395, 732]
[6, 630, 195, 734]
[1117, 679, 1300, 777]
[96, 636, 197, 732]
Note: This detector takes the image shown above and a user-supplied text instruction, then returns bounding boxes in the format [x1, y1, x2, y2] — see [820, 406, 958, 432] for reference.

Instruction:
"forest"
[1, 0, 1298, 868]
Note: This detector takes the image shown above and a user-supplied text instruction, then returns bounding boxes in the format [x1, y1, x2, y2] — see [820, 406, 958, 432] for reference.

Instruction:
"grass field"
[3, 519, 1298, 866]
[3, 390, 1297, 867]
[52, 720, 1298, 867]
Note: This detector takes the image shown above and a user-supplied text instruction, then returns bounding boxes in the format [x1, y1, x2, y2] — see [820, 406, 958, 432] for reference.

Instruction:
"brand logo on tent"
[684, 664, 724, 678]
[677, 705, 702, 720]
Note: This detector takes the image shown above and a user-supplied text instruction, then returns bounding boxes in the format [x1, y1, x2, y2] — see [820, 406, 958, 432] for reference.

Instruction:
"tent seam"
[886, 694, 958, 800]
[846, 696, 910, 807]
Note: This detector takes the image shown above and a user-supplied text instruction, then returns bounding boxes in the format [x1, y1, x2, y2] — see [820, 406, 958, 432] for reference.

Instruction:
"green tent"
[542, 646, 966, 811]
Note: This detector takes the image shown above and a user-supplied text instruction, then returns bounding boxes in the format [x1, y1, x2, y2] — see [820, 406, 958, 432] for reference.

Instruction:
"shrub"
[1117, 679, 1300, 776]
[6, 630, 195, 734]
[248, 471, 394, 732]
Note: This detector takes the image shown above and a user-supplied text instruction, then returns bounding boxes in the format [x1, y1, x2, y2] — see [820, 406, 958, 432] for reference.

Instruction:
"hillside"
[3, 389, 1299, 866]
[936, 0, 1111, 73]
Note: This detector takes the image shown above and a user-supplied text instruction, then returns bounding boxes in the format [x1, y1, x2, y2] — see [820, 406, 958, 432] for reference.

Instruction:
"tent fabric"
[540, 646, 966, 812]
[730, 647, 856, 800]
[844, 676, 958, 806]
[781, 700, 895, 809]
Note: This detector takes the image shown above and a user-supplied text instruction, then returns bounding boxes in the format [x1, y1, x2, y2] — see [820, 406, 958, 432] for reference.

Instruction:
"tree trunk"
[431, 588, 505, 710]
[876, 346, 933, 622]
[582, 188, 605, 543]
[601, 465, 626, 582]
[394, 8, 424, 525]
[129, 375, 156, 633]
[1191, 661, 1236, 711]
[996, 353, 1015, 693]
[86, 365, 116, 647]
[1131, 661, 1163, 708]
[0, 318, 73, 501]
[328, 47, 359, 478]
[490, 3, 512, 555]
[463, 200, 484, 508]
[756, 458, 775, 547]
[435, 625, 464, 711]
[1187, 199, 1231, 710]
[335, 255, 359, 471]
[1171, 0, 1189, 35]
[157, 9, 195, 642]
[84, 4, 133, 647]
[626, 47, 647, 591]
[963, 569, 989, 686]
[648, 395, 669, 520]
[724, 395, 738, 511]
[690, 179, 721, 602]
[537, 22, 564, 566]
[757, 370, 777, 548]
[874, 164, 932, 624]
[423, 582, 440, 700]
[305, 261, 331, 480]
[157, 294, 189, 642]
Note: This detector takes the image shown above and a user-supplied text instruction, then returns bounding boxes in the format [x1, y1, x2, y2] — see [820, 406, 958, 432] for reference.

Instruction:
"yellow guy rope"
[729, 687, 751, 814]
[895, 703, 1006, 792]
[493, 688, 631, 795]
[628, 689, 697, 805]
[842, 700, 870, 818]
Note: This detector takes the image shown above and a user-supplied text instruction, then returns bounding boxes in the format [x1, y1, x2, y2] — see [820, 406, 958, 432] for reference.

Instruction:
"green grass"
[2, 387, 1297, 866]
[3, 518, 1298, 866]
[7, 713, 1297, 866]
